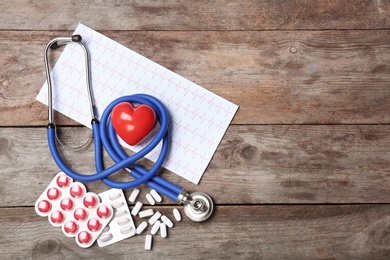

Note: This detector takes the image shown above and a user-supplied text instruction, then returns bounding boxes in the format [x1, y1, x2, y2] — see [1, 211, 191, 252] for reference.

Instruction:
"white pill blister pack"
[36, 173, 183, 250]
[97, 189, 136, 247]
[34, 172, 114, 248]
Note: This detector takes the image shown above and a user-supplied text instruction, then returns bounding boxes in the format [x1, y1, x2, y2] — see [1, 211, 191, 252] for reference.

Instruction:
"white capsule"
[120, 226, 133, 234]
[117, 217, 130, 226]
[139, 209, 154, 218]
[112, 201, 124, 209]
[150, 189, 162, 202]
[173, 208, 181, 221]
[108, 192, 121, 200]
[148, 211, 162, 225]
[136, 221, 148, 235]
[145, 235, 152, 250]
[102, 226, 110, 233]
[131, 201, 143, 216]
[161, 215, 174, 228]
[98, 233, 113, 242]
[151, 220, 161, 235]
[160, 223, 167, 238]
[128, 188, 140, 203]
[115, 209, 126, 218]
[145, 193, 155, 205]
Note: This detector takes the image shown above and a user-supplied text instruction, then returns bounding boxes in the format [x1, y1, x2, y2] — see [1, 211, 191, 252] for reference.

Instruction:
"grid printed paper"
[36, 24, 238, 184]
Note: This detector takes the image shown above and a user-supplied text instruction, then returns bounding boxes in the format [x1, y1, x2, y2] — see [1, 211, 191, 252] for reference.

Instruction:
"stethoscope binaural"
[44, 35, 213, 222]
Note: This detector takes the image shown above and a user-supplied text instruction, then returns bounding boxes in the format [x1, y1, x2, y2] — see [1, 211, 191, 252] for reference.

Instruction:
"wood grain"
[2, 205, 390, 259]
[2, 1, 390, 258]
[2, 125, 389, 207]
[1, 0, 390, 31]
[2, 30, 390, 126]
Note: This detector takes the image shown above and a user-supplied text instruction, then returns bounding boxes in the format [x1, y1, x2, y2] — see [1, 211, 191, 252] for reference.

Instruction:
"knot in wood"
[289, 46, 297, 54]
[32, 239, 62, 258]
[241, 145, 258, 161]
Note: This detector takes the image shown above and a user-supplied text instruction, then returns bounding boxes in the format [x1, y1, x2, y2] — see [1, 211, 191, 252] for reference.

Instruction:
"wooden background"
[1, 0, 390, 259]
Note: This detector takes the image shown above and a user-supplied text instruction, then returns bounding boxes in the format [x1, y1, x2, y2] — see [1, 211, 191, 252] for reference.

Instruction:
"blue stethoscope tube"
[47, 94, 181, 202]
[44, 36, 183, 202]
[44, 35, 214, 222]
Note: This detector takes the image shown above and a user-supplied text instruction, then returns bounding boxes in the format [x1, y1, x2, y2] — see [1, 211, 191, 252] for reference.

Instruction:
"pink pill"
[50, 210, 64, 224]
[87, 218, 101, 232]
[56, 174, 70, 188]
[77, 231, 92, 244]
[96, 205, 111, 219]
[83, 194, 98, 208]
[70, 185, 84, 198]
[74, 208, 88, 221]
[47, 187, 61, 200]
[64, 221, 78, 235]
[37, 200, 51, 213]
[60, 197, 74, 211]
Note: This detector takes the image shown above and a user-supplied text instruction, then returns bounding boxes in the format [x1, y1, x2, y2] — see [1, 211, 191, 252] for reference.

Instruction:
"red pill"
[56, 174, 70, 188]
[50, 210, 65, 224]
[60, 198, 74, 211]
[87, 218, 101, 232]
[96, 205, 111, 219]
[37, 200, 51, 213]
[74, 208, 88, 221]
[77, 231, 92, 244]
[83, 194, 98, 208]
[47, 187, 61, 200]
[64, 221, 78, 235]
[70, 184, 84, 198]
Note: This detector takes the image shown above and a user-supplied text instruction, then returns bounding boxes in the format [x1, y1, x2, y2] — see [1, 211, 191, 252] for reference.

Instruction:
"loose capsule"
[160, 223, 167, 238]
[139, 209, 154, 218]
[148, 211, 162, 225]
[151, 220, 161, 235]
[131, 201, 143, 216]
[150, 189, 162, 202]
[145, 194, 155, 205]
[173, 208, 181, 221]
[128, 188, 140, 203]
[161, 215, 174, 228]
[145, 235, 152, 250]
[136, 221, 148, 235]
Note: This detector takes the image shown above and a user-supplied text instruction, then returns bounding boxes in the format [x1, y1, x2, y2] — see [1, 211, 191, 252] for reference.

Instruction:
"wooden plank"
[2, 125, 390, 206]
[2, 30, 390, 126]
[1, 0, 390, 30]
[1, 205, 390, 259]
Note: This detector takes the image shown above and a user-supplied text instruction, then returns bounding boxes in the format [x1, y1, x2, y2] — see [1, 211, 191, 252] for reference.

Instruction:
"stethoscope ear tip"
[72, 35, 82, 42]
[48, 35, 82, 50]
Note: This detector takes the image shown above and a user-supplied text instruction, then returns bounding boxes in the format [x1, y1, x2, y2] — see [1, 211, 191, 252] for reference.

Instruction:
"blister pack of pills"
[35, 172, 114, 248]
[97, 189, 136, 247]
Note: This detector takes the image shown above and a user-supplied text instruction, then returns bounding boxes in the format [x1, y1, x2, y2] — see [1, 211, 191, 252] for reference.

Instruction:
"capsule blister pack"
[97, 188, 136, 247]
[34, 172, 114, 248]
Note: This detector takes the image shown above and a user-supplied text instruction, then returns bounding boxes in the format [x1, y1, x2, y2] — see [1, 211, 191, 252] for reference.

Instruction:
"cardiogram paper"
[36, 23, 238, 184]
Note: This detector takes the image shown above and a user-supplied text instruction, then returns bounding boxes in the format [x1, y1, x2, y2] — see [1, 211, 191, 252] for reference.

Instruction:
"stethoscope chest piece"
[184, 192, 214, 222]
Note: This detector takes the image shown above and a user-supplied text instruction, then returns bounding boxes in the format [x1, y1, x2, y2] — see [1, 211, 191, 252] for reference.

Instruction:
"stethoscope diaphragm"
[183, 192, 214, 222]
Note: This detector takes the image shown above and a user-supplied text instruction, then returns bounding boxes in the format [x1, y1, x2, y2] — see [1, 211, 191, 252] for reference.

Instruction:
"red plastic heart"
[111, 102, 157, 146]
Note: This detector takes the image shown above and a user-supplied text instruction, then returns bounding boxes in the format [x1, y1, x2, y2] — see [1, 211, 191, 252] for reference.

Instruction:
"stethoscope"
[44, 35, 213, 222]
